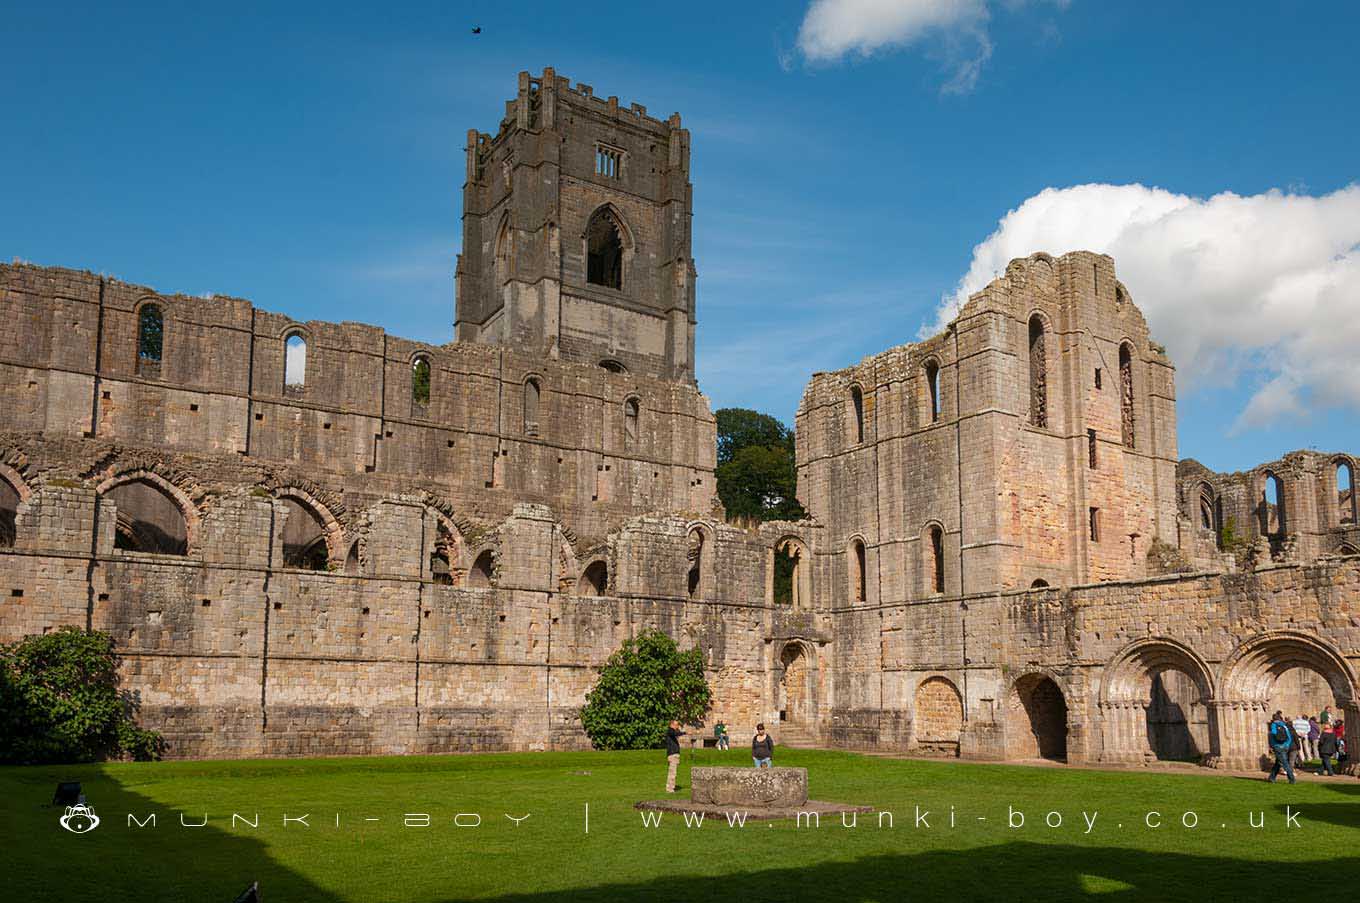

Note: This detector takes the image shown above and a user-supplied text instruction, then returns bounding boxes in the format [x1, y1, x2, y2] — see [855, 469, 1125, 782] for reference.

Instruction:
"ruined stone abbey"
[3, 68, 1358, 770]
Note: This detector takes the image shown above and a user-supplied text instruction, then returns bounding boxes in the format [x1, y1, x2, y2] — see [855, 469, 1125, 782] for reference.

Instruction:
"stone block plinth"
[690, 766, 808, 808]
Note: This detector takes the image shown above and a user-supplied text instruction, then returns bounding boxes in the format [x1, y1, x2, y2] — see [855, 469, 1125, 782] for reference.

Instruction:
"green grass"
[5, 748, 1357, 902]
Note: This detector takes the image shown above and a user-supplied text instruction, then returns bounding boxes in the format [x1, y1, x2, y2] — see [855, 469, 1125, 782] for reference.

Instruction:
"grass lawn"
[4, 748, 1358, 902]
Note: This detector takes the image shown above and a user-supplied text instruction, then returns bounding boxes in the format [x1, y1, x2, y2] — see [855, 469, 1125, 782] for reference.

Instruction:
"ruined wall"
[797, 251, 1179, 603]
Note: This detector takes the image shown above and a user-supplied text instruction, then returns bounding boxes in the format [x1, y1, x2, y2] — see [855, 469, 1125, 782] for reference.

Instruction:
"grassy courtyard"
[4, 747, 1358, 902]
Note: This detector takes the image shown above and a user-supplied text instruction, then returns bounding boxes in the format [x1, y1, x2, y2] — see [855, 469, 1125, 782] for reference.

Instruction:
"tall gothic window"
[624, 397, 639, 447]
[851, 538, 867, 602]
[586, 208, 624, 289]
[1262, 472, 1285, 535]
[523, 377, 541, 435]
[1028, 316, 1047, 428]
[1337, 460, 1355, 525]
[850, 385, 865, 444]
[927, 525, 945, 594]
[411, 355, 431, 413]
[284, 332, 307, 391]
[1120, 343, 1136, 448]
[924, 360, 940, 423]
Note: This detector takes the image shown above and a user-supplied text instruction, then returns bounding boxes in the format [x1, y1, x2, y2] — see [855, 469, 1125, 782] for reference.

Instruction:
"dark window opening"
[1089, 507, 1100, 543]
[852, 539, 867, 602]
[687, 528, 704, 599]
[523, 378, 541, 435]
[468, 550, 495, 588]
[108, 479, 188, 556]
[586, 210, 624, 289]
[1087, 429, 1097, 469]
[579, 560, 608, 596]
[925, 360, 940, 423]
[137, 304, 164, 377]
[1119, 343, 1135, 449]
[1028, 316, 1047, 428]
[1094, 367, 1102, 390]
[850, 386, 865, 444]
[624, 398, 639, 447]
[928, 525, 945, 594]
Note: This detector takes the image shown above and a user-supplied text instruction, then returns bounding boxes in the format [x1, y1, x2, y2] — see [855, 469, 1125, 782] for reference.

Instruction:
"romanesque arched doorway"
[1009, 674, 1068, 761]
[1099, 639, 1215, 765]
[914, 676, 964, 756]
[1218, 631, 1358, 770]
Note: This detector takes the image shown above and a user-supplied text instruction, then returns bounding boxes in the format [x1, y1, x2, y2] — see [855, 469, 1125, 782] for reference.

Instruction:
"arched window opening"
[1030, 579, 1049, 589]
[1027, 316, 1047, 428]
[927, 524, 945, 595]
[108, 479, 188, 555]
[344, 541, 360, 575]
[586, 209, 624, 289]
[411, 355, 431, 414]
[284, 332, 307, 392]
[468, 550, 495, 588]
[850, 539, 867, 602]
[0, 476, 18, 548]
[494, 220, 513, 289]
[624, 398, 640, 447]
[1119, 343, 1136, 449]
[137, 304, 164, 377]
[1262, 472, 1285, 535]
[523, 378, 541, 435]
[686, 528, 705, 599]
[1199, 491, 1215, 532]
[849, 385, 865, 444]
[1010, 674, 1068, 761]
[599, 359, 627, 374]
[773, 538, 808, 607]
[279, 497, 330, 570]
[578, 560, 608, 596]
[924, 360, 940, 424]
[429, 524, 461, 586]
[1337, 461, 1356, 525]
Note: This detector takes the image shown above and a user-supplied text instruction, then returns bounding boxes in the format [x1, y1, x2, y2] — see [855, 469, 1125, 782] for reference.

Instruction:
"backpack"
[1269, 721, 1290, 747]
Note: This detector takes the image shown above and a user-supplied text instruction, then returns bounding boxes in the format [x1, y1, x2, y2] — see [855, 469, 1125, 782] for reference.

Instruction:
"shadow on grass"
[468, 844, 1360, 903]
[3, 763, 343, 902]
[1277, 775, 1360, 830]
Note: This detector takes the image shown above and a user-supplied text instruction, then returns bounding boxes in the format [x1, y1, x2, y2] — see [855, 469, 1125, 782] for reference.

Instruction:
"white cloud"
[794, 0, 1061, 92]
[931, 182, 1360, 433]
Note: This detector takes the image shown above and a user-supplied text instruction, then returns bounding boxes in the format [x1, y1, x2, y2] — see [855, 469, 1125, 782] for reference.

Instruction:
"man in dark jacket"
[665, 720, 685, 793]
[1267, 711, 1297, 784]
[1318, 728, 1339, 776]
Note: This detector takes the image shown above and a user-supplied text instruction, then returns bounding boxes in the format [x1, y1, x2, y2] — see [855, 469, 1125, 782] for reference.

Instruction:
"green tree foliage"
[0, 627, 163, 763]
[579, 629, 711, 750]
[714, 408, 805, 522]
[138, 305, 163, 361]
[412, 357, 431, 406]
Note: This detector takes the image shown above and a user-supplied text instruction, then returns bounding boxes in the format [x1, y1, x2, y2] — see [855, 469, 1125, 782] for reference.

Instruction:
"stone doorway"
[1010, 674, 1068, 761]
[778, 642, 811, 725]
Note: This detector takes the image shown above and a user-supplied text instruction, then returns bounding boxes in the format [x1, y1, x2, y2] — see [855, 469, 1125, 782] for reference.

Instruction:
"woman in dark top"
[752, 723, 774, 768]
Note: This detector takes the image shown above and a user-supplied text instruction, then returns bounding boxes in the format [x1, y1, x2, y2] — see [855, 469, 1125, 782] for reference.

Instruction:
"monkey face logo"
[59, 804, 100, 834]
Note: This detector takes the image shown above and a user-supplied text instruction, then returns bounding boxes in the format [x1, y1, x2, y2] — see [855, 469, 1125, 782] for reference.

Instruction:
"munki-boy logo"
[60, 804, 101, 834]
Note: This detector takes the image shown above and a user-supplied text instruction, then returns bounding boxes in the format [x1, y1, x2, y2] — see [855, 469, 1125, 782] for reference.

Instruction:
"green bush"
[0, 626, 164, 764]
[579, 629, 711, 750]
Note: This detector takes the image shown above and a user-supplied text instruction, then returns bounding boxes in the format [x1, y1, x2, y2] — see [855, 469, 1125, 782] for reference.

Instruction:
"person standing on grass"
[1292, 714, 1312, 766]
[752, 723, 774, 768]
[1308, 717, 1320, 761]
[714, 720, 729, 751]
[664, 720, 685, 793]
[1267, 711, 1297, 784]
[1318, 726, 1338, 776]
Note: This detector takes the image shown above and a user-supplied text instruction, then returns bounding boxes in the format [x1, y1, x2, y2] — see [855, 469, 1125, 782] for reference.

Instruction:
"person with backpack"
[1317, 726, 1338, 776]
[1267, 711, 1297, 784]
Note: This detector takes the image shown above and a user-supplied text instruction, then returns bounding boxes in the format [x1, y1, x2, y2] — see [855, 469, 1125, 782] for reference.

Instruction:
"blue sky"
[4, 1, 1357, 472]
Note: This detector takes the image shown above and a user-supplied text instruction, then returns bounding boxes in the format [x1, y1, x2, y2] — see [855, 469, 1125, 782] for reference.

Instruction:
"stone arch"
[922, 359, 941, 424]
[1217, 631, 1358, 769]
[1029, 579, 1050, 589]
[848, 384, 865, 444]
[97, 470, 200, 555]
[468, 547, 497, 588]
[599, 358, 627, 374]
[554, 529, 581, 596]
[283, 328, 309, 391]
[135, 299, 165, 378]
[1259, 471, 1285, 536]
[1007, 671, 1069, 761]
[272, 487, 343, 571]
[425, 507, 469, 586]
[1119, 340, 1136, 449]
[1099, 638, 1216, 764]
[583, 204, 632, 290]
[1334, 456, 1356, 526]
[578, 559, 609, 596]
[1026, 312, 1049, 429]
[848, 534, 867, 603]
[523, 375, 542, 435]
[1338, 542, 1359, 556]
[923, 521, 946, 595]
[914, 675, 964, 754]
[0, 462, 32, 549]
[685, 522, 712, 600]
[776, 639, 818, 728]
[410, 352, 432, 414]
[771, 534, 812, 608]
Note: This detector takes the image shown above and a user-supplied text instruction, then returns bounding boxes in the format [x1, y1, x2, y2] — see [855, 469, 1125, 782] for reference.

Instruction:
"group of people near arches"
[1267, 707, 1346, 783]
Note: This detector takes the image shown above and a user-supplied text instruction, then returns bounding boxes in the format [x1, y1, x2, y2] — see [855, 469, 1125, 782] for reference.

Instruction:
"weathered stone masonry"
[3, 67, 1358, 769]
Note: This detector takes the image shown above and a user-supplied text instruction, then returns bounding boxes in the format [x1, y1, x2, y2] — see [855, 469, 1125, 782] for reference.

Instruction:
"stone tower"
[454, 67, 697, 384]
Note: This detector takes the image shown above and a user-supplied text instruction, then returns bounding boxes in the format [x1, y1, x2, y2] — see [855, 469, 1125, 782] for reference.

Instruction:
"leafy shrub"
[579, 629, 711, 750]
